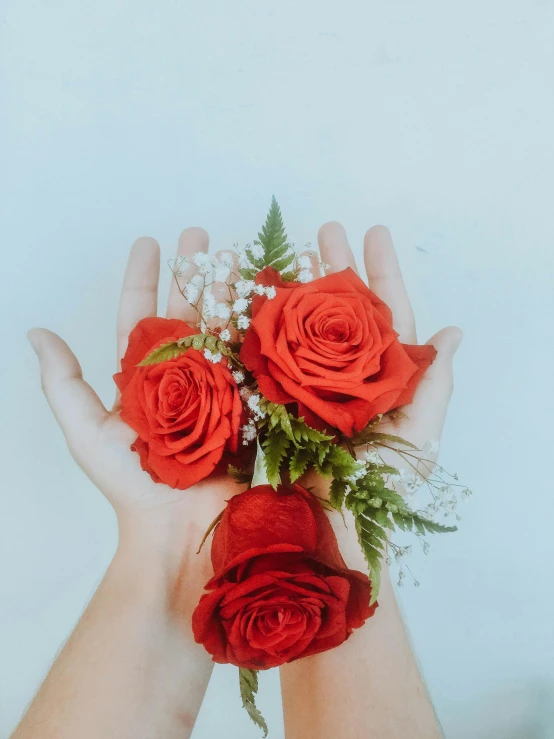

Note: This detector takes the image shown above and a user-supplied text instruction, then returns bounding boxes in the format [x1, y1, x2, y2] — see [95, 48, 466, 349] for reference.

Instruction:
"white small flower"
[297, 255, 312, 270]
[218, 252, 234, 268]
[346, 464, 367, 483]
[242, 423, 258, 444]
[233, 298, 249, 314]
[247, 393, 266, 420]
[461, 487, 473, 500]
[190, 273, 205, 287]
[239, 386, 253, 401]
[214, 303, 231, 320]
[423, 439, 440, 455]
[184, 283, 200, 304]
[213, 263, 231, 282]
[203, 348, 222, 364]
[237, 315, 250, 330]
[253, 284, 266, 296]
[193, 252, 213, 275]
[364, 449, 382, 465]
[232, 370, 245, 384]
[399, 469, 424, 494]
[298, 269, 313, 283]
[237, 249, 253, 269]
[219, 329, 231, 342]
[264, 286, 277, 300]
[250, 244, 264, 260]
[202, 292, 217, 318]
[235, 280, 255, 298]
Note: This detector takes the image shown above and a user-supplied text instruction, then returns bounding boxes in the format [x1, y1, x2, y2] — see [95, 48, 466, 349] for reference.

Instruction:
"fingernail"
[27, 330, 42, 355]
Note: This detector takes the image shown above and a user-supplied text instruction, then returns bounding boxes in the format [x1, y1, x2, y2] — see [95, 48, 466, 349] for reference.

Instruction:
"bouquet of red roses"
[114, 198, 466, 734]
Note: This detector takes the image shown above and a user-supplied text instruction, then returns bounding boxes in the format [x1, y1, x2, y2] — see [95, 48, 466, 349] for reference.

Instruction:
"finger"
[363, 225, 417, 343]
[317, 222, 359, 275]
[28, 329, 109, 449]
[298, 249, 322, 280]
[166, 227, 210, 323]
[401, 326, 463, 445]
[208, 250, 238, 337]
[116, 237, 160, 370]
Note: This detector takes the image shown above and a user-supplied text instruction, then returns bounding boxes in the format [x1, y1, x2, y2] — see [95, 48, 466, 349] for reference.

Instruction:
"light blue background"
[1, 1, 553, 737]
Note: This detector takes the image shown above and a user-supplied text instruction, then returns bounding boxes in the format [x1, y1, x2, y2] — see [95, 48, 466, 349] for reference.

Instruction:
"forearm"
[12, 521, 214, 739]
[280, 519, 442, 739]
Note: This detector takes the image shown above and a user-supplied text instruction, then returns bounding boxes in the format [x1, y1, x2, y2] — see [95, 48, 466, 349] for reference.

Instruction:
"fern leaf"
[239, 668, 268, 737]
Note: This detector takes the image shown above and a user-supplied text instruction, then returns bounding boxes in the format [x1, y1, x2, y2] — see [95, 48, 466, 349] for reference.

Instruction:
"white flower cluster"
[363, 448, 383, 465]
[393, 469, 425, 496]
[241, 419, 257, 445]
[422, 439, 440, 455]
[346, 463, 368, 484]
[297, 254, 314, 283]
[247, 393, 266, 421]
[203, 348, 223, 364]
[232, 370, 245, 384]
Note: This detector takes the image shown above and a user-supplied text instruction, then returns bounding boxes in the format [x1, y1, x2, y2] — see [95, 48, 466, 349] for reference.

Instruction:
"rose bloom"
[114, 317, 243, 490]
[240, 267, 436, 437]
[192, 484, 376, 669]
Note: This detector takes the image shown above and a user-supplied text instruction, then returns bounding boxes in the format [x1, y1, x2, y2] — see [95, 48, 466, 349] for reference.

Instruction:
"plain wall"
[1, 1, 553, 737]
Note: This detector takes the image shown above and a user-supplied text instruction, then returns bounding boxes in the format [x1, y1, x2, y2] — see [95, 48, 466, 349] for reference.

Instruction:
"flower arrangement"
[115, 197, 470, 735]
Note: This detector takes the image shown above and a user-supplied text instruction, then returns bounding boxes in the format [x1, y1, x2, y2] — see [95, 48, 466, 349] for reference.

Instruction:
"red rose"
[192, 484, 376, 669]
[114, 317, 243, 490]
[240, 267, 436, 437]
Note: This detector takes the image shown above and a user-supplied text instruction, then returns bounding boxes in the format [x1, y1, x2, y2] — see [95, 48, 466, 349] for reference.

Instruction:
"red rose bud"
[191, 484, 377, 669]
[240, 267, 436, 437]
[114, 317, 243, 490]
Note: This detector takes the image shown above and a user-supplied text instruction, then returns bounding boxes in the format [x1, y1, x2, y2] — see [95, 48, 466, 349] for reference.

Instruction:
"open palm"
[317, 223, 461, 458]
[29, 221, 460, 574]
[28, 228, 246, 572]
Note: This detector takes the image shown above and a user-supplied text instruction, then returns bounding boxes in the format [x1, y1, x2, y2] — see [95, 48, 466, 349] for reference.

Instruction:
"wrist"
[114, 512, 214, 619]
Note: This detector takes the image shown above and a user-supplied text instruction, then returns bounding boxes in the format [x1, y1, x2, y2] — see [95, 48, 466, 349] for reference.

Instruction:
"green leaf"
[351, 429, 419, 450]
[329, 478, 347, 510]
[239, 668, 268, 737]
[138, 341, 188, 366]
[289, 447, 311, 482]
[262, 429, 290, 488]
[228, 464, 253, 484]
[255, 196, 295, 274]
[353, 513, 388, 603]
[414, 516, 458, 534]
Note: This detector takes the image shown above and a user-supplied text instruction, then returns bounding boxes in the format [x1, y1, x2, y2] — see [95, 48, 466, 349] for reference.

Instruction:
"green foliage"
[228, 464, 254, 484]
[262, 429, 290, 488]
[350, 428, 419, 450]
[239, 668, 268, 737]
[258, 401, 359, 490]
[345, 472, 457, 604]
[138, 334, 240, 367]
[138, 340, 189, 366]
[240, 196, 295, 280]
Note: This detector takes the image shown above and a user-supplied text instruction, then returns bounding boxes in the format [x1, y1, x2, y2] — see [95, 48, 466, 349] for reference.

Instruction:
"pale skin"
[14, 221, 461, 739]
[281, 223, 462, 739]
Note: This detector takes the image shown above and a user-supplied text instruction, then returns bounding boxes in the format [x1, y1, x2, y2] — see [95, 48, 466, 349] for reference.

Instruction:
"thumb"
[28, 328, 109, 449]
[402, 326, 463, 444]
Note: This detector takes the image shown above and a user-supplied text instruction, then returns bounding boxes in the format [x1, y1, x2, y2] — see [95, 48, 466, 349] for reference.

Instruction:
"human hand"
[28, 228, 246, 594]
[300, 223, 462, 565]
